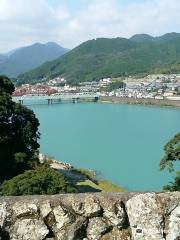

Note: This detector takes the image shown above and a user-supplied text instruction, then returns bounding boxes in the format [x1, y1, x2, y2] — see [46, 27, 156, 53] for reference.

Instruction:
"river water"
[30, 102, 180, 191]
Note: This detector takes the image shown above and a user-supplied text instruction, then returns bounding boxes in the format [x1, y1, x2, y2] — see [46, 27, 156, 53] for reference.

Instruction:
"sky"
[0, 0, 180, 52]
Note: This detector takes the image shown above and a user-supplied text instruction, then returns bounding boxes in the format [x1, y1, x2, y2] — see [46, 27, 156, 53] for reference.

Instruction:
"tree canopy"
[18, 34, 180, 85]
[0, 75, 40, 183]
[160, 133, 180, 172]
[0, 166, 77, 196]
[104, 81, 126, 92]
[0, 75, 15, 94]
[160, 133, 180, 191]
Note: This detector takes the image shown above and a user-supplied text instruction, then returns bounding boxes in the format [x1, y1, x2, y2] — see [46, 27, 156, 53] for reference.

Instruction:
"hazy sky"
[0, 0, 180, 52]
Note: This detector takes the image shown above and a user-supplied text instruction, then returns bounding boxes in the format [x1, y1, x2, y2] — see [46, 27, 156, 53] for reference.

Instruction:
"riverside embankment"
[39, 155, 125, 193]
[100, 96, 180, 107]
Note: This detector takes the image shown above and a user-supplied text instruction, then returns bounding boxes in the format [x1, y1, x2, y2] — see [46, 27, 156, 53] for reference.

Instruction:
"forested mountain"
[17, 33, 180, 85]
[0, 42, 69, 77]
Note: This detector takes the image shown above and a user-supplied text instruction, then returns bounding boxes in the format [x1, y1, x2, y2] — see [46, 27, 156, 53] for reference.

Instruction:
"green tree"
[0, 75, 15, 94]
[0, 76, 40, 182]
[0, 166, 77, 195]
[160, 133, 180, 191]
[163, 172, 180, 191]
[160, 133, 180, 172]
[103, 81, 126, 92]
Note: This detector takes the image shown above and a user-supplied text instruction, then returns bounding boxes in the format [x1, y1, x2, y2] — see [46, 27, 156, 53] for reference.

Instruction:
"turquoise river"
[30, 102, 180, 191]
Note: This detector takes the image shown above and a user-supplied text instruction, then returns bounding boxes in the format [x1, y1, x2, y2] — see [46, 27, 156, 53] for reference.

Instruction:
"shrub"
[0, 166, 77, 196]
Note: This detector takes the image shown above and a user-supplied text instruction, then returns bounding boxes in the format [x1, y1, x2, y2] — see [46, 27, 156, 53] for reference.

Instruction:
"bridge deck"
[13, 93, 99, 101]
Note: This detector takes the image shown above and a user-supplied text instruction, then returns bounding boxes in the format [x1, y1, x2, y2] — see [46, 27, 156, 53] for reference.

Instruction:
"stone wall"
[0, 192, 179, 240]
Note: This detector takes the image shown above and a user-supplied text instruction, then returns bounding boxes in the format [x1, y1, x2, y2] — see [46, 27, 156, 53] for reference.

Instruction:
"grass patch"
[97, 179, 125, 192]
[71, 168, 96, 181]
[74, 168, 125, 192]
[77, 180, 101, 190]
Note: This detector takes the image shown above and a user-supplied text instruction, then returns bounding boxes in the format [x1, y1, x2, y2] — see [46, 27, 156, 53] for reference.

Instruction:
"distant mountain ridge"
[17, 32, 180, 85]
[130, 32, 180, 42]
[0, 42, 69, 77]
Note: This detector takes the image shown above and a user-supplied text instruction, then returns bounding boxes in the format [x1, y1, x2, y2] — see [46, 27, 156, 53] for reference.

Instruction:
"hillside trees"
[17, 34, 180, 85]
[0, 75, 77, 195]
[0, 75, 40, 182]
[0, 166, 77, 196]
[160, 133, 180, 172]
[160, 133, 180, 191]
[104, 81, 126, 92]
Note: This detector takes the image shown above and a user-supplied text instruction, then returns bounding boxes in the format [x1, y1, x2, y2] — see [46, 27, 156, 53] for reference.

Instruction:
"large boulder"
[126, 193, 165, 240]
[103, 201, 127, 228]
[72, 197, 102, 217]
[87, 217, 109, 240]
[10, 219, 48, 240]
[12, 201, 38, 218]
[166, 206, 180, 240]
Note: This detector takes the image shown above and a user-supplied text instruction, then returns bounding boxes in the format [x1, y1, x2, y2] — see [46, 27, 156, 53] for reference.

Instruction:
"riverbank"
[99, 96, 180, 108]
[39, 154, 125, 193]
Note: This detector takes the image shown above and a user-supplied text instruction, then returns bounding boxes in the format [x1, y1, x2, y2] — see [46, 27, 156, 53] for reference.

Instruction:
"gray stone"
[72, 197, 101, 217]
[126, 193, 165, 240]
[56, 217, 87, 240]
[56, 229, 67, 240]
[53, 204, 73, 232]
[0, 192, 179, 240]
[101, 228, 131, 240]
[87, 217, 109, 240]
[10, 219, 48, 240]
[103, 201, 126, 228]
[40, 201, 52, 218]
[0, 202, 7, 228]
[12, 201, 38, 218]
[166, 205, 180, 240]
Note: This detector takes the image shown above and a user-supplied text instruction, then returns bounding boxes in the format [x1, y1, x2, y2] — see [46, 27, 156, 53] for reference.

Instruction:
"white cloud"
[0, 0, 180, 52]
[0, 0, 70, 52]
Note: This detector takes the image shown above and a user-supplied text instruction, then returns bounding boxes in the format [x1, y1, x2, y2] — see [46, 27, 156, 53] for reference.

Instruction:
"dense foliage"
[0, 166, 77, 196]
[0, 76, 79, 196]
[0, 75, 15, 94]
[160, 133, 180, 172]
[160, 133, 180, 191]
[18, 33, 180, 85]
[0, 76, 40, 182]
[103, 81, 126, 92]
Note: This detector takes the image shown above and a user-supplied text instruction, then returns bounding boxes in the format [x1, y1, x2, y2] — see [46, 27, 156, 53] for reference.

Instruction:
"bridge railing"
[12, 92, 100, 101]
